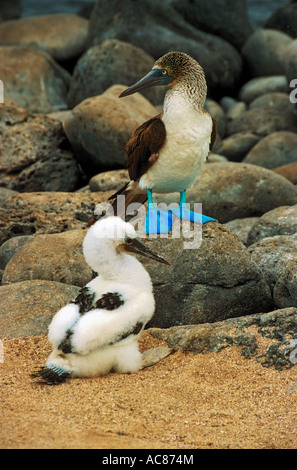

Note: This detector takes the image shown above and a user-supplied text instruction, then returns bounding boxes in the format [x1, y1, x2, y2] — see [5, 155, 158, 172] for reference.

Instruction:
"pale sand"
[1, 331, 296, 449]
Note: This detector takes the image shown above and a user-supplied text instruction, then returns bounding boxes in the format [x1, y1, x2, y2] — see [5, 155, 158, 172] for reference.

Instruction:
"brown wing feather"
[126, 113, 166, 181]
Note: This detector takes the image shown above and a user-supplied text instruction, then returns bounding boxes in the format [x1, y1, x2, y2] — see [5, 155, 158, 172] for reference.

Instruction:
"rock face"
[159, 162, 297, 223]
[63, 85, 157, 176]
[87, 0, 242, 91]
[172, 0, 253, 49]
[68, 40, 165, 108]
[0, 280, 80, 338]
[0, 103, 80, 192]
[0, 46, 71, 112]
[0, 14, 89, 61]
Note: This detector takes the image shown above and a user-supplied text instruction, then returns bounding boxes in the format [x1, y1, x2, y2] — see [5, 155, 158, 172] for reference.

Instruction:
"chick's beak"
[119, 69, 173, 98]
[123, 238, 170, 265]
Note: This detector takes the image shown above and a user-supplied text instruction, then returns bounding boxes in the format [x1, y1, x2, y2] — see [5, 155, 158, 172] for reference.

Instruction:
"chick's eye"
[162, 70, 167, 76]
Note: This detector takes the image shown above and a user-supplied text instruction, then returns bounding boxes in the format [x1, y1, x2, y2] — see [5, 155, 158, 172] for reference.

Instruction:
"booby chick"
[32, 216, 169, 385]
[110, 51, 217, 234]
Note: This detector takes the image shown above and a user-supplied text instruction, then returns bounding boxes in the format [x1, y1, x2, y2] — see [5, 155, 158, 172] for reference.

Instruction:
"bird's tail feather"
[109, 182, 148, 220]
[31, 366, 72, 385]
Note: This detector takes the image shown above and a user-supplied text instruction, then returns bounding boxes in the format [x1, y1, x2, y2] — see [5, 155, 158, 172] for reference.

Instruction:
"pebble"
[238, 76, 289, 104]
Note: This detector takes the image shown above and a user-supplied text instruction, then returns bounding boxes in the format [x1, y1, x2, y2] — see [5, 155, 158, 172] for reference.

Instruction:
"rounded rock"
[241, 29, 293, 77]
[243, 132, 297, 169]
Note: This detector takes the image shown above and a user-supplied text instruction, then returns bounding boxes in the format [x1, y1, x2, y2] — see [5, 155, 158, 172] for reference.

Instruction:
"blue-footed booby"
[32, 216, 169, 385]
[110, 51, 217, 233]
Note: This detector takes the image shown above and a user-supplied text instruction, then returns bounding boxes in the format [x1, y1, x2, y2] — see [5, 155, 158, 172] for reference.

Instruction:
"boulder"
[273, 162, 297, 185]
[274, 262, 297, 309]
[265, 3, 297, 38]
[226, 107, 297, 137]
[0, 105, 80, 192]
[2, 230, 92, 287]
[89, 169, 129, 192]
[0, 46, 71, 112]
[0, 187, 17, 206]
[0, 191, 112, 246]
[243, 132, 297, 169]
[68, 40, 165, 108]
[238, 76, 289, 104]
[63, 85, 157, 175]
[172, 0, 253, 49]
[0, 235, 33, 274]
[0, 14, 89, 61]
[249, 92, 295, 112]
[247, 205, 297, 245]
[0, 280, 80, 338]
[248, 234, 297, 294]
[284, 39, 297, 83]
[149, 308, 297, 369]
[158, 162, 297, 223]
[219, 132, 260, 161]
[87, 0, 242, 91]
[0, 0, 22, 21]
[241, 29, 293, 77]
[205, 99, 226, 137]
[225, 217, 260, 245]
[2, 219, 273, 327]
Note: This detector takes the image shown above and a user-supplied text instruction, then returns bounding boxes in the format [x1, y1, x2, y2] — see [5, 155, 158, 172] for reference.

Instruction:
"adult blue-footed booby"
[110, 51, 217, 234]
[32, 216, 169, 385]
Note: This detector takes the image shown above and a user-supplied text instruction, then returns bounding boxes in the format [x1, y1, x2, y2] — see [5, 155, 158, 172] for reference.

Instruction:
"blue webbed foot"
[145, 204, 173, 234]
[170, 206, 216, 224]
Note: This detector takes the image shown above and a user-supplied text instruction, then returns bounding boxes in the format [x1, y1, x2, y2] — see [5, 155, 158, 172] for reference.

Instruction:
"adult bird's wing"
[125, 113, 166, 181]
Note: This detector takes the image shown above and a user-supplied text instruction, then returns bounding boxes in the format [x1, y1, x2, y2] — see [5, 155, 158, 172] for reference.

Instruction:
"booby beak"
[119, 69, 174, 98]
[122, 238, 170, 265]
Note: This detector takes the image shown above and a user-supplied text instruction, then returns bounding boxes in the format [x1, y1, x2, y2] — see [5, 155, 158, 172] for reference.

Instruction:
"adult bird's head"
[119, 51, 207, 104]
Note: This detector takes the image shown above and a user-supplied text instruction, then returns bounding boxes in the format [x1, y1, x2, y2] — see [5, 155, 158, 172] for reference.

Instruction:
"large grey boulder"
[158, 162, 297, 223]
[247, 205, 297, 245]
[68, 40, 165, 108]
[0, 280, 80, 338]
[241, 29, 293, 76]
[172, 0, 253, 49]
[0, 102, 80, 192]
[0, 46, 71, 112]
[0, 14, 89, 61]
[63, 85, 157, 175]
[87, 0, 242, 91]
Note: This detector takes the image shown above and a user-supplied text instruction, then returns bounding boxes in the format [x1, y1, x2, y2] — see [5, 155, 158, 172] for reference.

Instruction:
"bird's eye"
[162, 70, 167, 76]
[125, 237, 133, 245]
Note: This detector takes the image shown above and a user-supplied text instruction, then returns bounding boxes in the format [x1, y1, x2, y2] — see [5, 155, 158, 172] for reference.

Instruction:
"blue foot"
[170, 206, 216, 224]
[145, 205, 173, 234]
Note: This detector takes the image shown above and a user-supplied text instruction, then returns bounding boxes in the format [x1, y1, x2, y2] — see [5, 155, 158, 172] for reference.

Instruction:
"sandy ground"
[1, 331, 296, 449]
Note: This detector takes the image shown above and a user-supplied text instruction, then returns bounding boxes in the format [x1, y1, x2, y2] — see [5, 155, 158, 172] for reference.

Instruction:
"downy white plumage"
[32, 216, 169, 384]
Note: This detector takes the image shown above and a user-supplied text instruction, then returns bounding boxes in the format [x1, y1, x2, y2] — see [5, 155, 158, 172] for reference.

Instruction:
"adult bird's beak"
[119, 69, 174, 98]
[123, 238, 170, 265]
